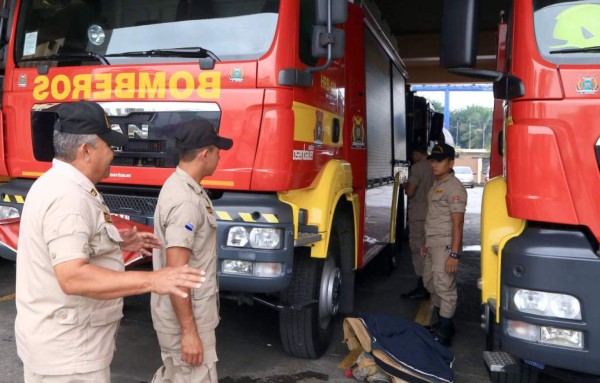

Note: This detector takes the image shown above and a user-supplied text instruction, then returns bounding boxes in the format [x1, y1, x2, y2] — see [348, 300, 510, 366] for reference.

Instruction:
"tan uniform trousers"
[24, 366, 109, 383]
[151, 330, 218, 383]
[422, 245, 457, 318]
[408, 220, 426, 277]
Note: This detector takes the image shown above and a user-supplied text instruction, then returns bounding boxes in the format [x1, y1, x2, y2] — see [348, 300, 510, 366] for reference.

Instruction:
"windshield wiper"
[19, 51, 109, 65]
[106, 47, 220, 62]
[549, 45, 600, 54]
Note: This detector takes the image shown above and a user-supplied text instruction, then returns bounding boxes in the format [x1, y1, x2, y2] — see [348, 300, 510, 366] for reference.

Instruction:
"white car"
[454, 166, 475, 188]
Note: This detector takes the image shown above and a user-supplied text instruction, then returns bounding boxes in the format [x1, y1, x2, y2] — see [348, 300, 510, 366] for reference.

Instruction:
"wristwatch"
[449, 252, 461, 260]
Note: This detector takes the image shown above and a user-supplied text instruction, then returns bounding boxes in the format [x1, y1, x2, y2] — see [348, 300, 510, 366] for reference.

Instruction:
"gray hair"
[53, 130, 98, 162]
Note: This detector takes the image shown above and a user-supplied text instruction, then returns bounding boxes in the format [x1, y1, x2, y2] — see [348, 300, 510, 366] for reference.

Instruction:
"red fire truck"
[443, 0, 600, 380]
[0, 0, 433, 358]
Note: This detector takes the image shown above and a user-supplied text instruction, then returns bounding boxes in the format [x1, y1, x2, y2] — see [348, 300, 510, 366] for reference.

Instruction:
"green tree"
[449, 105, 492, 149]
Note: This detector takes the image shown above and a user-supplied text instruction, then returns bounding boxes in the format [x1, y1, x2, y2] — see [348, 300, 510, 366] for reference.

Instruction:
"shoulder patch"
[103, 212, 112, 223]
[185, 223, 195, 231]
[452, 196, 462, 203]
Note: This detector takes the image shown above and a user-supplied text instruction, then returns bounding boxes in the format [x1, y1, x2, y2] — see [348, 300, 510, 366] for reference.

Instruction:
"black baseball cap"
[53, 101, 127, 147]
[174, 119, 233, 151]
[428, 143, 455, 161]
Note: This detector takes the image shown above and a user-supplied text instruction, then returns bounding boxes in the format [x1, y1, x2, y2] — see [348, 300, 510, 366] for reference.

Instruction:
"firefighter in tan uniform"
[151, 119, 233, 383]
[401, 146, 435, 300]
[15, 101, 204, 383]
[421, 143, 467, 346]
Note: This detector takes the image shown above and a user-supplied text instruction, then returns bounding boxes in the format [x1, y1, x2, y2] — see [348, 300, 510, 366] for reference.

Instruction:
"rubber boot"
[432, 316, 455, 347]
[401, 277, 431, 300]
[424, 306, 440, 333]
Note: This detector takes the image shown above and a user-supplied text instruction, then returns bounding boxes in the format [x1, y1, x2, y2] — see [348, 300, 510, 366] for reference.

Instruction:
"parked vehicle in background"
[453, 166, 475, 188]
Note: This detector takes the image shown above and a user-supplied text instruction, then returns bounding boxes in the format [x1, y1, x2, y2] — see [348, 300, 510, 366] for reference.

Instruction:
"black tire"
[375, 243, 397, 275]
[395, 190, 406, 244]
[279, 216, 352, 359]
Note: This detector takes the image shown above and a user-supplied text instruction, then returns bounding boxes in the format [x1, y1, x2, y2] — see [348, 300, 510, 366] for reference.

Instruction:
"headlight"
[0, 206, 20, 220]
[506, 320, 583, 349]
[226, 226, 282, 249]
[512, 288, 582, 320]
[221, 260, 282, 277]
[249, 228, 281, 249]
[226, 226, 248, 247]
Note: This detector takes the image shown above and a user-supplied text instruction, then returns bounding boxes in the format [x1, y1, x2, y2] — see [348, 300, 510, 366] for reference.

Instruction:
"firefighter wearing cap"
[151, 119, 233, 383]
[15, 101, 204, 382]
[420, 143, 467, 346]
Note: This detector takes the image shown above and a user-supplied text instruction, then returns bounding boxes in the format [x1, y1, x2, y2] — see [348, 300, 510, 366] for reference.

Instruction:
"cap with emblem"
[427, 143, 456, 161]
[174, 119, 233, 151]
[53, 100, 127, 147]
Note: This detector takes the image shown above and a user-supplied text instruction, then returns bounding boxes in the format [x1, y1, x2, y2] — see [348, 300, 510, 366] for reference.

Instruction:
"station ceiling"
[369, 0, 510, 83]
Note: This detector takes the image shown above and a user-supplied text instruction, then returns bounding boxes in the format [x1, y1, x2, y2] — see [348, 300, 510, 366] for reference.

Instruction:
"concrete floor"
[0, 187, 550, 383]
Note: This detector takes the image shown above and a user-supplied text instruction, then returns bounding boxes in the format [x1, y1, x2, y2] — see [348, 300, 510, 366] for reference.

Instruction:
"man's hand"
[150, 265, 206, 298]
[181, 331, 204, 366]
[420, 245, 427, 257]
[446, 257, 459, 274]
[121, 226, 161, 256]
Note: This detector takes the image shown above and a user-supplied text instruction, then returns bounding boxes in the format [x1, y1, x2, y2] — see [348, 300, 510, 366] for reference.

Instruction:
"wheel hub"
[319, 257, 341, 329]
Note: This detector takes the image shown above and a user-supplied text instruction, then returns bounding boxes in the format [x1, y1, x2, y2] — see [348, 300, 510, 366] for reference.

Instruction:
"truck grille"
[103, 194, 158, 215]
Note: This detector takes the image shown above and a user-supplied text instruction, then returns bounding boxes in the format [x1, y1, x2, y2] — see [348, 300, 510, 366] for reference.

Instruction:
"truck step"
[294, 232, 322, 247]
[483, 351, 520, 373]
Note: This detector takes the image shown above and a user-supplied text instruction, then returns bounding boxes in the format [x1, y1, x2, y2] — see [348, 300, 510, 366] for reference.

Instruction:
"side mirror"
[440, 0, 480, 69]
[316, 0, 348, 25]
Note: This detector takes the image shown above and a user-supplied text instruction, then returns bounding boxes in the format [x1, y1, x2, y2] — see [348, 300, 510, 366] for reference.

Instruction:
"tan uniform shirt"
[424, 172, 468, 247]
[15, 159, 124, 375]
[151, 167, 219, 336]
[407, 157, 435, 221]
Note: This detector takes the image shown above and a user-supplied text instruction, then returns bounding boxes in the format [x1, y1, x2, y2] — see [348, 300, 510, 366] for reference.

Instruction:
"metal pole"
[469, 123, 472, 149]
[456, 121, 459, 147]
[482, 122, 485, 149]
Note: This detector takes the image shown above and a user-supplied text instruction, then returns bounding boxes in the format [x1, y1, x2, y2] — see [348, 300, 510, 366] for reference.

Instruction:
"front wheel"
[279, 252, 340, 359]
[279, 214, 353, 359]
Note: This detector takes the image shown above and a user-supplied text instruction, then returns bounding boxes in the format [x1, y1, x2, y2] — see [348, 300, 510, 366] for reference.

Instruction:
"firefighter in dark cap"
[421, 143, 467, 346]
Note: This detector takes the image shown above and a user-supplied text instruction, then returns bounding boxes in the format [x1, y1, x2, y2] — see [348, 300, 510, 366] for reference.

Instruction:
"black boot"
[401, 277, 430, 299]
[432, 316, 455, 347]
[424, 306, 440, 333]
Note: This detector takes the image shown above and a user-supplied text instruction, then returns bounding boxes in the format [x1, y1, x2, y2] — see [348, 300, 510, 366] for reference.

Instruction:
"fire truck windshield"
[14, 0, 280, 67]
[534, 0, 600, 64]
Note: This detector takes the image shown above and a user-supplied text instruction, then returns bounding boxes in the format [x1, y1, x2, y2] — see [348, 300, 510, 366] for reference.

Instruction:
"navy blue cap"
[53, 101, 127, 147]
[428, 143, 455, 161]
[174, 119, 233, 150]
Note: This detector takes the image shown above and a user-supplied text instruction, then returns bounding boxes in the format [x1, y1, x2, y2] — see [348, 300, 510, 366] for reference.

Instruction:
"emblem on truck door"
[576, 76, 598, 94]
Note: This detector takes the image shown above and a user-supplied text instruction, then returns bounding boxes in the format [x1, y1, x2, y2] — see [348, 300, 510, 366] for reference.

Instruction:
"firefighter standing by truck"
[151, 120, 233, 383]
[420, 143, 467, 346]
[401, 146, 435, 300]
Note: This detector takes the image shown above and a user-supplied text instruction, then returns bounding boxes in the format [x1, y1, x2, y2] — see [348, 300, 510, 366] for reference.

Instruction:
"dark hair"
[177, 146, 214, 163]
